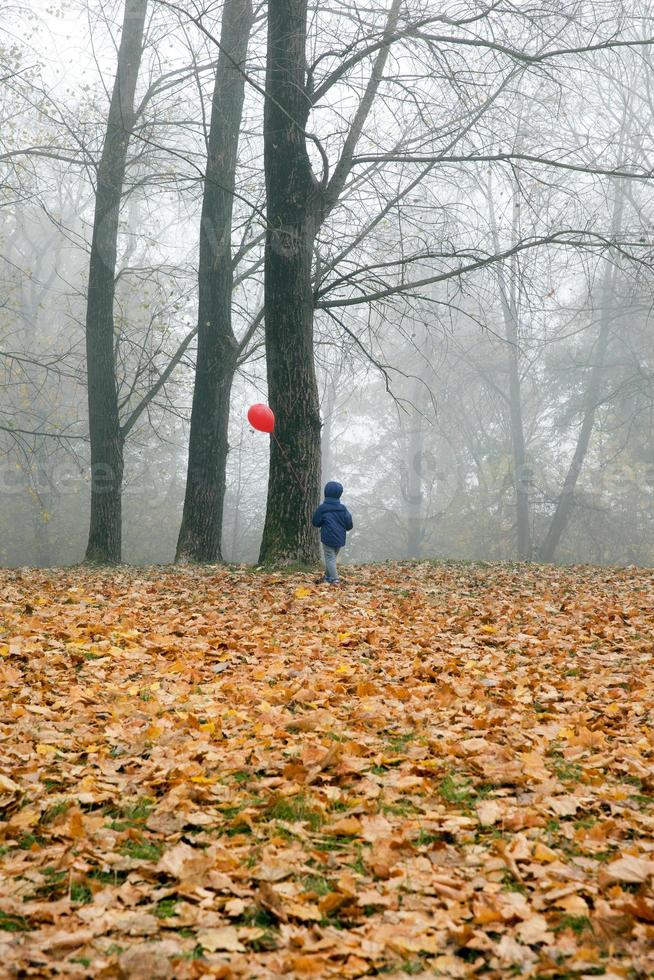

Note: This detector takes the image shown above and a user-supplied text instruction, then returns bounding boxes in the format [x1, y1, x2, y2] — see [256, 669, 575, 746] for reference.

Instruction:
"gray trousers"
[322, 544, 340, 583]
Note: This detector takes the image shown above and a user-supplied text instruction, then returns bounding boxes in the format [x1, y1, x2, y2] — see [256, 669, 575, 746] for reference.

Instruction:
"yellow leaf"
[533, 841, 558, 863]
[325, 816, 362, 836]
[36, 743, 57, 755]
[67, 810, 84, 838]
[295, 587, 312, 598]
[556, 894, 589, 915]
[7, 807, 40, 830]
[196, 926, 245, 952]
[284, 900, 322, 921]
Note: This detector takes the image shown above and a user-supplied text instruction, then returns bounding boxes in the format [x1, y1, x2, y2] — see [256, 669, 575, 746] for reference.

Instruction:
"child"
[312, 481, 353, 585]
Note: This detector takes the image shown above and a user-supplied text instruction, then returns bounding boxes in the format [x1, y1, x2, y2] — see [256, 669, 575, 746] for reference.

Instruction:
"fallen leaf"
[604, 854, 654, 883]
[196, 925, 245, 952]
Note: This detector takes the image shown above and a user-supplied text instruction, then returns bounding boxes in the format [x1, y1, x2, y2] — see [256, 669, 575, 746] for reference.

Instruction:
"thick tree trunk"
[176, 0, 254, 563]
[258, 0, 321, 564]
[177, 366, 236, 561]
[538, 183, 624, 563]
[84, 0, 147, 563]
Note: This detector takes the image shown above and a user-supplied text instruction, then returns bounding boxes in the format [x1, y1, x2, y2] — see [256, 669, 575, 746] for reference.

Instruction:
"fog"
[2, 0, 654, 568]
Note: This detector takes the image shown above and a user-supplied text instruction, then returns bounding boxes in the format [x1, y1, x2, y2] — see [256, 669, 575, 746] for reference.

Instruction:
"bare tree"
[539, 180, 626, 561]
[84, 0, 148, 563]
[175, 0, 255, 563]
[259, 0, 403, 563]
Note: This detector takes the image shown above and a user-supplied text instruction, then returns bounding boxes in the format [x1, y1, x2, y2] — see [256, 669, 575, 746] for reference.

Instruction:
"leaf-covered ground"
[1, 561, 654, 979]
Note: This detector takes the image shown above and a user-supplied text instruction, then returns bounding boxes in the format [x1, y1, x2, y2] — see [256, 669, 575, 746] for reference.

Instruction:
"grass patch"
[249, 928, 279, 952]
[119, 838, 163, 862]
[384, 730, 415, 754]
[34, 866, 68, 898]
[40, 800, 71, 824]
[501, 870, 527, 894]
[347, 844, 368, 875]
[573, 815, 596, 830]
[555, 915, 593, 936]
[71, 882, 93, 904]
[379, 797, 421, 817]
[438, 773, 493, 807]
[180, 943, 205, 961]
[88, 867, 128, 885]
[311, 836, 351, 851]
[548, 752, 584, 783]
[414, 829, 441, 847]
[236, 906, 278, 929]
[266, 794, 323, 830]
[0, 911, 31, 932]
[104, 944, 124, 957]
[106, 796, 154, 830]
[154, 898, 178, 919]
[302, 874, 332, 896]
[17, 833, 45, 850]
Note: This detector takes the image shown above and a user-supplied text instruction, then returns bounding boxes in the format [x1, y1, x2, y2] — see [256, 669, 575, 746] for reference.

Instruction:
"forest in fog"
[1, 0, 654, 568]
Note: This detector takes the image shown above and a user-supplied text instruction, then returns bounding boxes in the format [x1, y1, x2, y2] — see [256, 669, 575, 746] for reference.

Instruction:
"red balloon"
[247, 403, 275, 433]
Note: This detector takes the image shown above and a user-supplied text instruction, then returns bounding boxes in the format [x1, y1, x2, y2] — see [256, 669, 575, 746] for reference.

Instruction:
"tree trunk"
[176, 0, 254, 562]
[84, 0, 147, 563]
[538, 183, 625, 563]
[258, 0, 322, 564]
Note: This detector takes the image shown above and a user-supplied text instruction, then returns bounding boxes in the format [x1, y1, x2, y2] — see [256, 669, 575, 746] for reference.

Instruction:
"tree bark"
[258, 0, 322, 564]
[175, 0, 254, 563]
[84, 0, 147, 563]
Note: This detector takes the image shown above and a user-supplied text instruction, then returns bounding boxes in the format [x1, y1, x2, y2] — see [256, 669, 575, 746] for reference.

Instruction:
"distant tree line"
[1, 0, 654, 567]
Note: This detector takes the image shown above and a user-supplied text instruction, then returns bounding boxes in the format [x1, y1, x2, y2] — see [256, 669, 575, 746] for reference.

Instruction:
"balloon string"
[271, 430, 307, 494]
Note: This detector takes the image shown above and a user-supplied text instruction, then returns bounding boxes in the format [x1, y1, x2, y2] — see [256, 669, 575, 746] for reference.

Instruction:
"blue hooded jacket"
[312, 481, 353, 548]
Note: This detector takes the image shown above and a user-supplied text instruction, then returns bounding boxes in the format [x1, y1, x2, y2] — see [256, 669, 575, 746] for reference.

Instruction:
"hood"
[324, 480, 343, 499]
